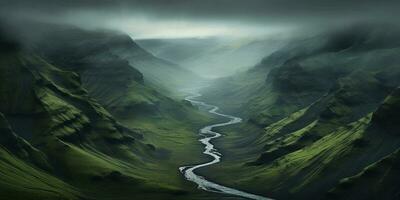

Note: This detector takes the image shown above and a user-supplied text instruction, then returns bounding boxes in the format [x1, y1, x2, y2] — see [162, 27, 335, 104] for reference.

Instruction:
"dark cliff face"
[371, 88, 400, 135]
[253, 24, 400, 125]
[0, 32, 19, 53]
[36, 28, 145, 84]
[31, 24, 201, 94]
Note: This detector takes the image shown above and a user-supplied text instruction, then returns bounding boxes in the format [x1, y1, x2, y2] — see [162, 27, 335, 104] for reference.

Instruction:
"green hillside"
[0, 26, 214, 200]
[200, 25, 400, 200]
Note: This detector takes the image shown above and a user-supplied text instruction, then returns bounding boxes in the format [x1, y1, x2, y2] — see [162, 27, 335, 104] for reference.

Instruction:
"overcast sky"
[2, 0, 400, 38]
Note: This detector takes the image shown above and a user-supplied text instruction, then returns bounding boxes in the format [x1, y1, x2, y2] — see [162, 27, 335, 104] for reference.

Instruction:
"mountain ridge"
[0, 23, 215, 200]
[199, 24, 400, 200]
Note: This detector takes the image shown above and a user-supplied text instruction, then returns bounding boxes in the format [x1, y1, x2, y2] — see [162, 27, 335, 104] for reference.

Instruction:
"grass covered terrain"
[0, 25, 223, 200]
[200, 24, 400, 200]
[2, 20, 400, 200]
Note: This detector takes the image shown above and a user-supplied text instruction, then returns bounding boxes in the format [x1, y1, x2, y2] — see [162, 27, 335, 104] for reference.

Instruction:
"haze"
[2, 0, 400, 78]
[2, 1, 400, 200]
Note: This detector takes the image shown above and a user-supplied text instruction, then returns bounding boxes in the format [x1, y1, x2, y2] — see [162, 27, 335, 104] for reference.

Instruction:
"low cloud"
[2, 0, 400, 39]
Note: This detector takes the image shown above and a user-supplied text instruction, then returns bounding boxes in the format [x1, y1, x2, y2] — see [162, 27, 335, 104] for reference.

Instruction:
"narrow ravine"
[179, 92, 273, 200]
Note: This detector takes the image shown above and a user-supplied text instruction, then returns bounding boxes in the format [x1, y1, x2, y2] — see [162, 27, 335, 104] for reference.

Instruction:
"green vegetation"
[200, 25, 400, 200]
[326, 148, 400, 200]
[2, 21, 400, 200]
[0, 27, 219, 200]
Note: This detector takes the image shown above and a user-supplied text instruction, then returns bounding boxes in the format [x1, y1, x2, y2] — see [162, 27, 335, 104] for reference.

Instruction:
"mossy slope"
[201, 24, 400, 200]
[0, 26, 214, 200]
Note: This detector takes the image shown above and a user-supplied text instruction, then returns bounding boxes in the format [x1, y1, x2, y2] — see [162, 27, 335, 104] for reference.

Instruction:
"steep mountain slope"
[0, 37, 159, 199]
[204, 25, 400, 123]
[113, 36, 203, 92]
[35, 27, 202, 95]
[33, 28, 213, 175]
[0, 112, 81, 200]
[0, 26, 213, 200]
[137, 37, 283, 78]
[200, 24, 400, 200]
[326, 88, 400, 200]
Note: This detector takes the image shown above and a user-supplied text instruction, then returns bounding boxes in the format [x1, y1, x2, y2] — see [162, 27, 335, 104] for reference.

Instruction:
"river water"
[179, 93, 273, 200]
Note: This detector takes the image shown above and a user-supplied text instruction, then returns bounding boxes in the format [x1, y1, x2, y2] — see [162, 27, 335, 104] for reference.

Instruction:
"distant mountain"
[0, 24, 212, 200]
[200, 24, 400, 200]
[137, 37, 284, 78]
[31, 27, 203, 96]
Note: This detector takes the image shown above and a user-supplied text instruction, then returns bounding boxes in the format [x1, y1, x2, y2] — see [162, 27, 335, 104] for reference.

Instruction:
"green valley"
[1, 2, 400, 200]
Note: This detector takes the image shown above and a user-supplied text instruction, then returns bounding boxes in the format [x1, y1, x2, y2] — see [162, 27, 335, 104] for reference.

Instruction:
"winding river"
[179, 93, 273, 200]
